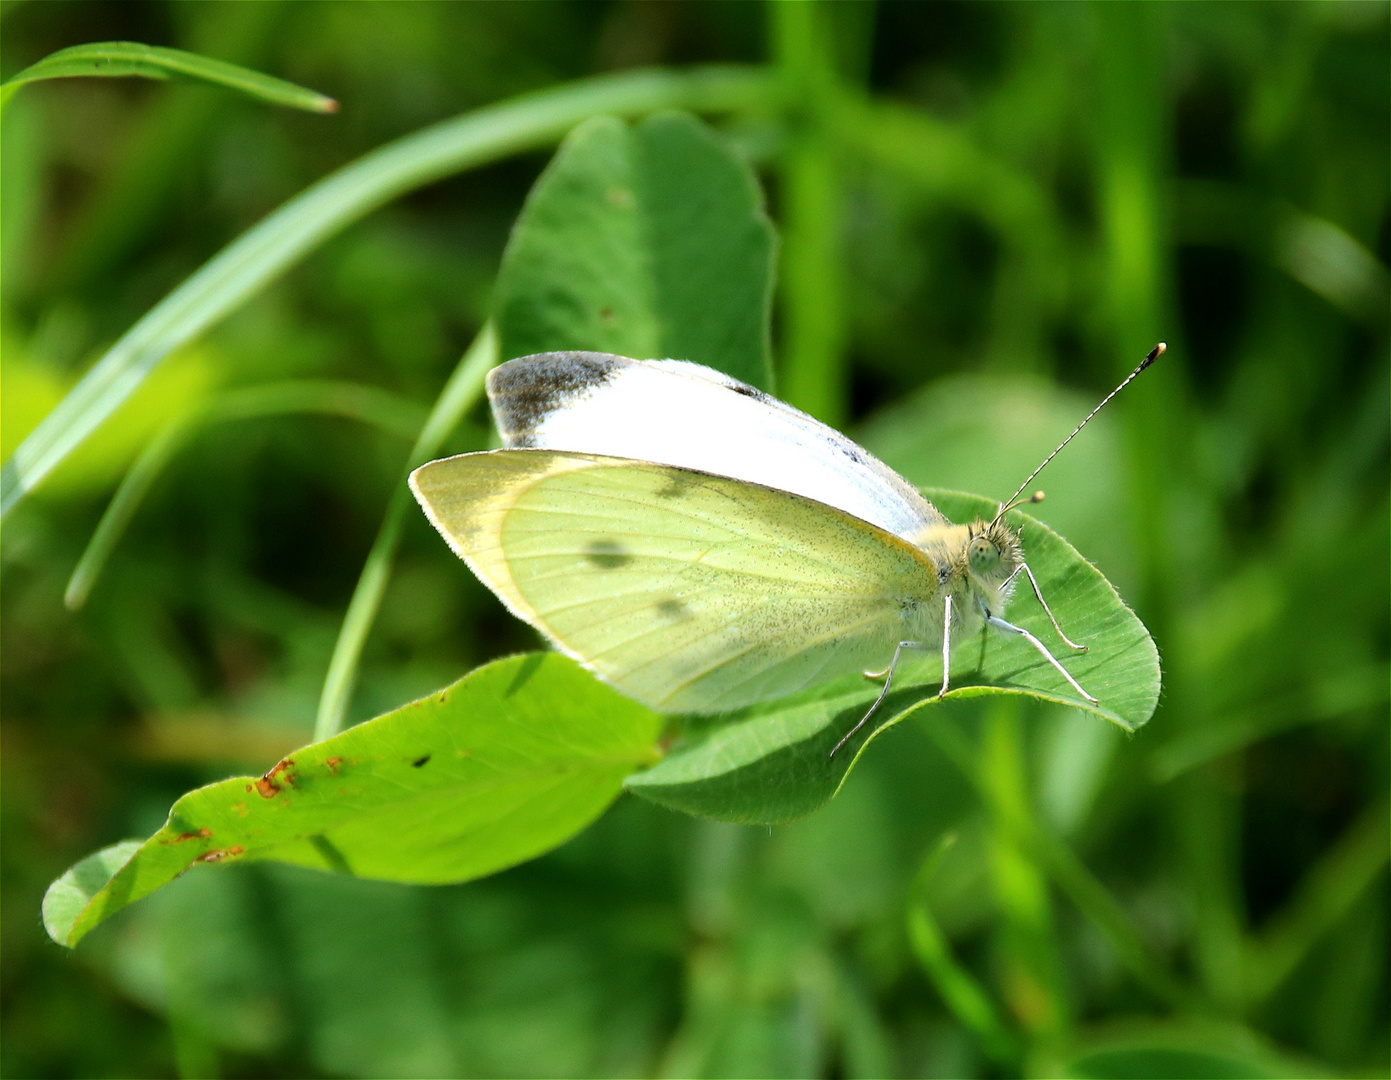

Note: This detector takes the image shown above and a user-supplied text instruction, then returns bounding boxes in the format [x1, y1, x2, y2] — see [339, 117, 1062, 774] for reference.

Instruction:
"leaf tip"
[41, 838, 144, 948]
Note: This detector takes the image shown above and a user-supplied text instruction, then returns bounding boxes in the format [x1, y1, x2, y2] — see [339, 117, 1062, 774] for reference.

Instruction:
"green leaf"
[626, 490, 1159, 825]
[1049, 1020, 1329, 1080]
[41, 840, 144, 947]
[0, 66, 772, 518]
[43, 653, 661, 947]
[495, 111, 776, 390]
[1, 41, 338, 113]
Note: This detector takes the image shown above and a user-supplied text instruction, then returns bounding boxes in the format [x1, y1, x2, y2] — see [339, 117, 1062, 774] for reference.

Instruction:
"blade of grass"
[772, 1, 846, 425]
[64, 381, 427, 610]
[981, 699, 1070, 1041]
[314, 323, 499, 742]
[0, 65, 773, 519]
[0, 40, 338, 113]
[907, 833, 1021, 1067]
[930, 720, 1202, 1014]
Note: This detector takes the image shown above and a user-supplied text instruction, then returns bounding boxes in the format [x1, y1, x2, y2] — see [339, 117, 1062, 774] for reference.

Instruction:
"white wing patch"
[409, 449, 942, 713]
[486, 352, 946, 543]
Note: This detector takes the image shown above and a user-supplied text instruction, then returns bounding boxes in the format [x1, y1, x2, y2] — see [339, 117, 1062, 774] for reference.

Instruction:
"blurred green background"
[2, 2, 1386, 1077]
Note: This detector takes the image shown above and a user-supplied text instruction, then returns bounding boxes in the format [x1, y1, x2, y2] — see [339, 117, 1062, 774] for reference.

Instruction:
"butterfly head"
[965, 518, 1022, 601]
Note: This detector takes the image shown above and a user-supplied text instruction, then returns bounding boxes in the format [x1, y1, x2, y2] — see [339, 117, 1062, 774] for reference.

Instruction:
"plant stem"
[313, 324, 499, 742]
[772, 0, 846, 426]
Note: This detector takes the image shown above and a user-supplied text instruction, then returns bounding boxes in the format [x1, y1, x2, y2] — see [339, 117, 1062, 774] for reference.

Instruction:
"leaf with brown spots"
[42, 654, 660, 947]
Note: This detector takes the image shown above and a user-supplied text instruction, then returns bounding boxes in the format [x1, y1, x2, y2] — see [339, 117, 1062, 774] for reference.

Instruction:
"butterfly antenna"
[993, 343, 1165, 523]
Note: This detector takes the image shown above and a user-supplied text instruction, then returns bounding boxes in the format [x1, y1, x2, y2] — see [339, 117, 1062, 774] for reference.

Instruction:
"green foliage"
[40, 106, 1154, 938]
[497, 112, 777, 389]
[0, 65, 772, 517]
[45, 654, 661, 947]
[0, 40, 339, 113]
[3, 2, 1386, 1077]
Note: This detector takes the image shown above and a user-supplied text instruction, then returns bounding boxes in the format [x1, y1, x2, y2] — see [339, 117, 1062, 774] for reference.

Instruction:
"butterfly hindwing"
[410, 449, 942, 712]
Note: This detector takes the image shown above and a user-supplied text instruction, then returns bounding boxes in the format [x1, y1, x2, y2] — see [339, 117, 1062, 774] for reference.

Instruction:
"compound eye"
[969, 537, 999, 573]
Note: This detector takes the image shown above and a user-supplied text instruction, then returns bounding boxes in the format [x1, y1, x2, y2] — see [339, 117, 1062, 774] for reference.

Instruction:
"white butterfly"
[411, 349, 1158, 756]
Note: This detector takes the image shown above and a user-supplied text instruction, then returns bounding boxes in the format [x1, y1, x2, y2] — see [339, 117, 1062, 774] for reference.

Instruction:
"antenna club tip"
[1030, 491, 1045, 503]
[1140, 342, 1166, 369]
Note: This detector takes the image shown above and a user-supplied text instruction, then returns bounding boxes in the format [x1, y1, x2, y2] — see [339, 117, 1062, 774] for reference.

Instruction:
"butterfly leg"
[834, 638, 925, 759]
[939, 593, 953, 697]
[1004, 562, 1087, 651]
[985, 614, 1098, 702]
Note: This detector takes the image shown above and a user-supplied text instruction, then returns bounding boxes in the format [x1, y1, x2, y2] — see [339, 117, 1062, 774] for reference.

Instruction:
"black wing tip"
[487, 352, 627, 442]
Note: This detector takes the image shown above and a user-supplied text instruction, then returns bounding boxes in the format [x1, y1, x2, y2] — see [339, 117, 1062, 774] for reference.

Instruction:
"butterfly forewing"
[411, 449, 941, 712]
[487, 353, 948, 543]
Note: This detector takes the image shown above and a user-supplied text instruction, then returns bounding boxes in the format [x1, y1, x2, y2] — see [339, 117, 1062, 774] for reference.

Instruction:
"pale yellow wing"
[410, 450, 942, 712]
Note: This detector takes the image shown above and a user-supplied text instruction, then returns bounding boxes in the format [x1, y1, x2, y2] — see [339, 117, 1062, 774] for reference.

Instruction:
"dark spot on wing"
[487, 352, 622, 443]
[412, 755, 431, 768]
[585, 539, 632, 569]
[657, 598, 690, 620]
[657, 468, 700, 500]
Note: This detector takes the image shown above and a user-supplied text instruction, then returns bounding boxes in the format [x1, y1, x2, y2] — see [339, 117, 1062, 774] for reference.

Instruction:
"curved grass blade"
[625, 489, 1160, 825]
[907, 834, 1020, 1066]
[44, 653, 662, 948]
[0, 65, 773, 519]
[1, 41, 338, 113]
[314, 324, 499, 742]
[63, 380, 428, 610]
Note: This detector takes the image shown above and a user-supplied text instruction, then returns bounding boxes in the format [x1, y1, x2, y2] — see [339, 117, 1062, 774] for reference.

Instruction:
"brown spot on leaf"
[412, 755, 431, 768]
[233, 802, 248, 817]
[599, 306, 614, 323]
[196, 845, 244, 864]
[162, 828, 212, 845]
[254, 757, 297, 798]
[326, 756, 344, 774]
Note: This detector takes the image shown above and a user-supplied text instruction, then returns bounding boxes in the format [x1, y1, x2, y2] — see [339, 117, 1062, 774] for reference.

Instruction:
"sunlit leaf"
[44, 654, 661, 947]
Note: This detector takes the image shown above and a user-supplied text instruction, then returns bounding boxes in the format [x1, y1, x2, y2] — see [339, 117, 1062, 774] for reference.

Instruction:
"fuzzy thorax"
[907, 517, 1023, 638]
